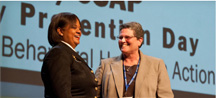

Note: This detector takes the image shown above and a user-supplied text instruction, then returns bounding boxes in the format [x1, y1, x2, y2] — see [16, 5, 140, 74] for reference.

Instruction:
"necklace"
[126, 66, 133, 72]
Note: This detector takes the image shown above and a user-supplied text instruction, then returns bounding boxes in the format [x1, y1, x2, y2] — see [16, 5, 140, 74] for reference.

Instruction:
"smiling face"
[118, 28, 143, 55]
[58, 19, 81, 48]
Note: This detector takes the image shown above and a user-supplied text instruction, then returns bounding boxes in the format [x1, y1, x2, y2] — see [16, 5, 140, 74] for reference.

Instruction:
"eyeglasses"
[117, 35, 135, 40]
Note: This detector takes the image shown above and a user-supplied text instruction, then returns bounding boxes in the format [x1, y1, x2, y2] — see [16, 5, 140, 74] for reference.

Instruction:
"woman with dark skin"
[41, 12, 98, 98]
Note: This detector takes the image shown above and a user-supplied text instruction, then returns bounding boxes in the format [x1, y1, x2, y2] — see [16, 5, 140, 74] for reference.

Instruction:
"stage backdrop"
[0, 1, 215, 98]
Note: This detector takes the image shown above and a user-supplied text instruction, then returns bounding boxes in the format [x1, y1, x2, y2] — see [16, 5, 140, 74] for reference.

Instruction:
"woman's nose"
[120, 37, 126, 42]
[77, 29, 81, 35]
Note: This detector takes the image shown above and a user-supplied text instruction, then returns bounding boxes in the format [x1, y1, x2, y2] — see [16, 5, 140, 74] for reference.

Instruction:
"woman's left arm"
[157, 59, 174, 98]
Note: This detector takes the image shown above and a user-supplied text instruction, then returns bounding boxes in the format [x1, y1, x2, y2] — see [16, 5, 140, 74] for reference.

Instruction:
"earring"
[58, 32, 63, 36]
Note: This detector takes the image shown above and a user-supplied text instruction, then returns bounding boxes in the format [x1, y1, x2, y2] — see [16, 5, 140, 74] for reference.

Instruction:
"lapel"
[71, 50, 88, 66]
[110, 56, 124, 97]
[135, 51, 150, 97]
[59, 42, 89, 67]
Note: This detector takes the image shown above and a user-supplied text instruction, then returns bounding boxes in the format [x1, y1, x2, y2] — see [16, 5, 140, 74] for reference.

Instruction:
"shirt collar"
[61, 41, 76, 52]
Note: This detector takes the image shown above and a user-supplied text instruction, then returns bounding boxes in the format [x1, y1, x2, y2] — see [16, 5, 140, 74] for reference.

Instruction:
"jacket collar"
[135, 51, 151, 97]
[110, 55, 124, 97]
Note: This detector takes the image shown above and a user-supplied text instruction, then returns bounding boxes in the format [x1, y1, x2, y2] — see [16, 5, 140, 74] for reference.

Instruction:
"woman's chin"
[120, 49, 128, 53]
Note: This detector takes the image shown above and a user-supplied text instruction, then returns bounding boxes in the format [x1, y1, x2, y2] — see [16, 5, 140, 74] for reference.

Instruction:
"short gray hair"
[120, 22, 144, 48]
